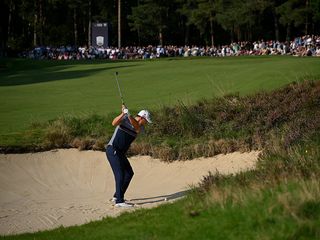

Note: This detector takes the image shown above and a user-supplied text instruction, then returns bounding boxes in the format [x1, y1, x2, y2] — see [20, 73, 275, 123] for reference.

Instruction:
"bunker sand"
[0, 149, 260, 235]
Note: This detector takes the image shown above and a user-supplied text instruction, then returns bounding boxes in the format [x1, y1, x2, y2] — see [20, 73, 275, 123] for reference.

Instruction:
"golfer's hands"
[112, 105, 128, 126]
[122, 105, 130, 116]
[123, 109, 129, 115]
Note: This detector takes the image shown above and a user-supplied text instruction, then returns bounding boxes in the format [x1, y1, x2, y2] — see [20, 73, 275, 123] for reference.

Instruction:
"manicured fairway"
[0, 56, 319, 136]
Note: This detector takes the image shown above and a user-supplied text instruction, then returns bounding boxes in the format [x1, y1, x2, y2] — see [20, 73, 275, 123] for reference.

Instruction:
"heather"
[2, 79, 319, 161]
[130, 79, 320, 160]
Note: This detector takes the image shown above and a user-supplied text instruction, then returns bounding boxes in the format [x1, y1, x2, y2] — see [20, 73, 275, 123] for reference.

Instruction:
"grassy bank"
[135, 79, 320, 160]
[2, 80, 319, 160]
[1, 56, 320, 137]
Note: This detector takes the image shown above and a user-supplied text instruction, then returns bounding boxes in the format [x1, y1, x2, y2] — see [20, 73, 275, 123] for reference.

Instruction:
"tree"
[192, 0, 221, 46]
[128, 0, 169, 46]
[177, 0, 222, 46]
[277, 0, 308, 40]
[5, 0, 35, 50]
[215, 0, 270, 42]
[176, 0, 198, 45]
[309, 0, 320, 34]
[215, 0, 239, 41]
[265, 0, 287, 41]
[66, 0, 83, 46]
[1, 0, 320, 53]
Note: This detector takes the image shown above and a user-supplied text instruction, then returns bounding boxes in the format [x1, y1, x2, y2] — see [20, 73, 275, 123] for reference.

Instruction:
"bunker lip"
[0, 149, 260, 236]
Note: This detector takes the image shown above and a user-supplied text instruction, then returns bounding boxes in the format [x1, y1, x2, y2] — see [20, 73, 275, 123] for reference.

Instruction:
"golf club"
[114, 72, 125, 105]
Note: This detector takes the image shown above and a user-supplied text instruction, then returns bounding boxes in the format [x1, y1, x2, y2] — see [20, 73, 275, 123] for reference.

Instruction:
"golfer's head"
[137, 110, 152, 125]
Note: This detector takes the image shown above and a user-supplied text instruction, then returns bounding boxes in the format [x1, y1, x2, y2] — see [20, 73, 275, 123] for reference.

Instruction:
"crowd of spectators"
[23, 35, 320, 60]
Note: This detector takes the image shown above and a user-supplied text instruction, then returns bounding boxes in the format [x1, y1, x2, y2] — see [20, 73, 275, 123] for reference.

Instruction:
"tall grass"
[1, 80, 319, 159]
[131, 79, 320, 160]
[183, 133, 320, 239]
[44, 114, 111, 150]
[197, 134, 320, 192]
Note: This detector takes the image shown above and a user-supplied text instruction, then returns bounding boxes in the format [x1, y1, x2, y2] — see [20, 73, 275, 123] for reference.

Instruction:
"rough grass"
[198, 134, 320, 192]
[100, 78, 311, 160]
[1, 80, 319, 160]
[135, 79, 320, 160]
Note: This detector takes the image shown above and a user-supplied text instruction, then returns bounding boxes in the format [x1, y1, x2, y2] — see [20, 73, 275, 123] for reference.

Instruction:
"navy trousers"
[106, 145, 134, 204]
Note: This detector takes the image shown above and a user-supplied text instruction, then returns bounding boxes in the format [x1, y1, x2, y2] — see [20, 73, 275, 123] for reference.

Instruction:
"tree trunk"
[247, 25, 252, 41]
[273, 9, 279, 41]
[118, 0, 121, 48]
[33, 0, 38, 47]
[305, 0, 309, 35]
[88, 0, 92, 47]
[22, 1, 26, 40]
[185, 24, 189, 45]
[159, 30, 163, 46]
[236, 27, 241, 41]
[210, 19, 214, 47]
[38, 0, 44, 45]
[74, 8, 78, 46]
[286, 23, 291, 41]
[137, 0, 140, 46]
[83, 19, 86, 45]
[312, 22, 314, 34]
[230, 25, 234, 43]
[137, 27, 141, 46]
[7, 0, 13, 40]
[39, 0, 43, 45]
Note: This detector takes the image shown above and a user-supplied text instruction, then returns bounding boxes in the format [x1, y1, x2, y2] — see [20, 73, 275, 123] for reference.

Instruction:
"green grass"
[5, 79, 317, 159]
[1, 56, 320, 138]
[1, 56, 320, 239]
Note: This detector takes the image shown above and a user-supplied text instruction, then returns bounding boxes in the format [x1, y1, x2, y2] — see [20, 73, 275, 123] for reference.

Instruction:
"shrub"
[6, 79, 319, 159]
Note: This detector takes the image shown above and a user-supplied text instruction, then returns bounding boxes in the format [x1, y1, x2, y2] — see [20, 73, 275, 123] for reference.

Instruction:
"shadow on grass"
[0, 59, 139, 86]
[130, 190, 188, 205]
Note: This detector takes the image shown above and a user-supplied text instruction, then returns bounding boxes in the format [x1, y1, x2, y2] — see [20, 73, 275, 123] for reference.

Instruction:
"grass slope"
[1, 56, 320, 137]
[2, 80, 319, 158]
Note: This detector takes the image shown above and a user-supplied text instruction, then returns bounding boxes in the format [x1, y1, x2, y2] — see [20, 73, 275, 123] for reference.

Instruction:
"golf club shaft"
[114, 72, 125, 105]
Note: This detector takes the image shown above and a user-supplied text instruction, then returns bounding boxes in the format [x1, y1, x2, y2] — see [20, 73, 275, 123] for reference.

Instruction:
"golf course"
[1, 56, 320, 239]
[1, 56, 319, 135]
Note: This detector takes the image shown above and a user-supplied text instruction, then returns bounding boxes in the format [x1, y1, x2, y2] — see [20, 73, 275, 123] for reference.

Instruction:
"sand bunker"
[0, 149, 260, 235]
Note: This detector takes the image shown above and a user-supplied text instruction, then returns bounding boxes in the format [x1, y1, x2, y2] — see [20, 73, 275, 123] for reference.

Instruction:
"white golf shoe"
[111, 197, 130, 204]
[115, 202, 134, 208]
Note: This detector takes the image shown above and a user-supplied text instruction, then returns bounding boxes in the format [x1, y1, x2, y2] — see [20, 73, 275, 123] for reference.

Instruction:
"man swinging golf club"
[106, 106, 152, 208]
[106, 72, 152, 208]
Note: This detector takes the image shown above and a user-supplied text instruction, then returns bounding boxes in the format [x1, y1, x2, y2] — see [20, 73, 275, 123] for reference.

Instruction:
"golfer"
[106, 105, 152, 208]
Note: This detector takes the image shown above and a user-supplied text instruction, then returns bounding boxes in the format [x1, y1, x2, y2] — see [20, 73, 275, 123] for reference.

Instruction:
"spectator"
[24, 35, 320, 60]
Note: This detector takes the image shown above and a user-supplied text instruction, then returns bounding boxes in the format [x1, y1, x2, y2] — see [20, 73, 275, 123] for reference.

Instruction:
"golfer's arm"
[112, 113, 125, 126]
[128, 116, 141, 133]
[129, 116, 140, 133]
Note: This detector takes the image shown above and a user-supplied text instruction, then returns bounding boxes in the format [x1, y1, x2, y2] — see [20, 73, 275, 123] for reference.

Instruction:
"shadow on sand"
[130, 190, 188, 205]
